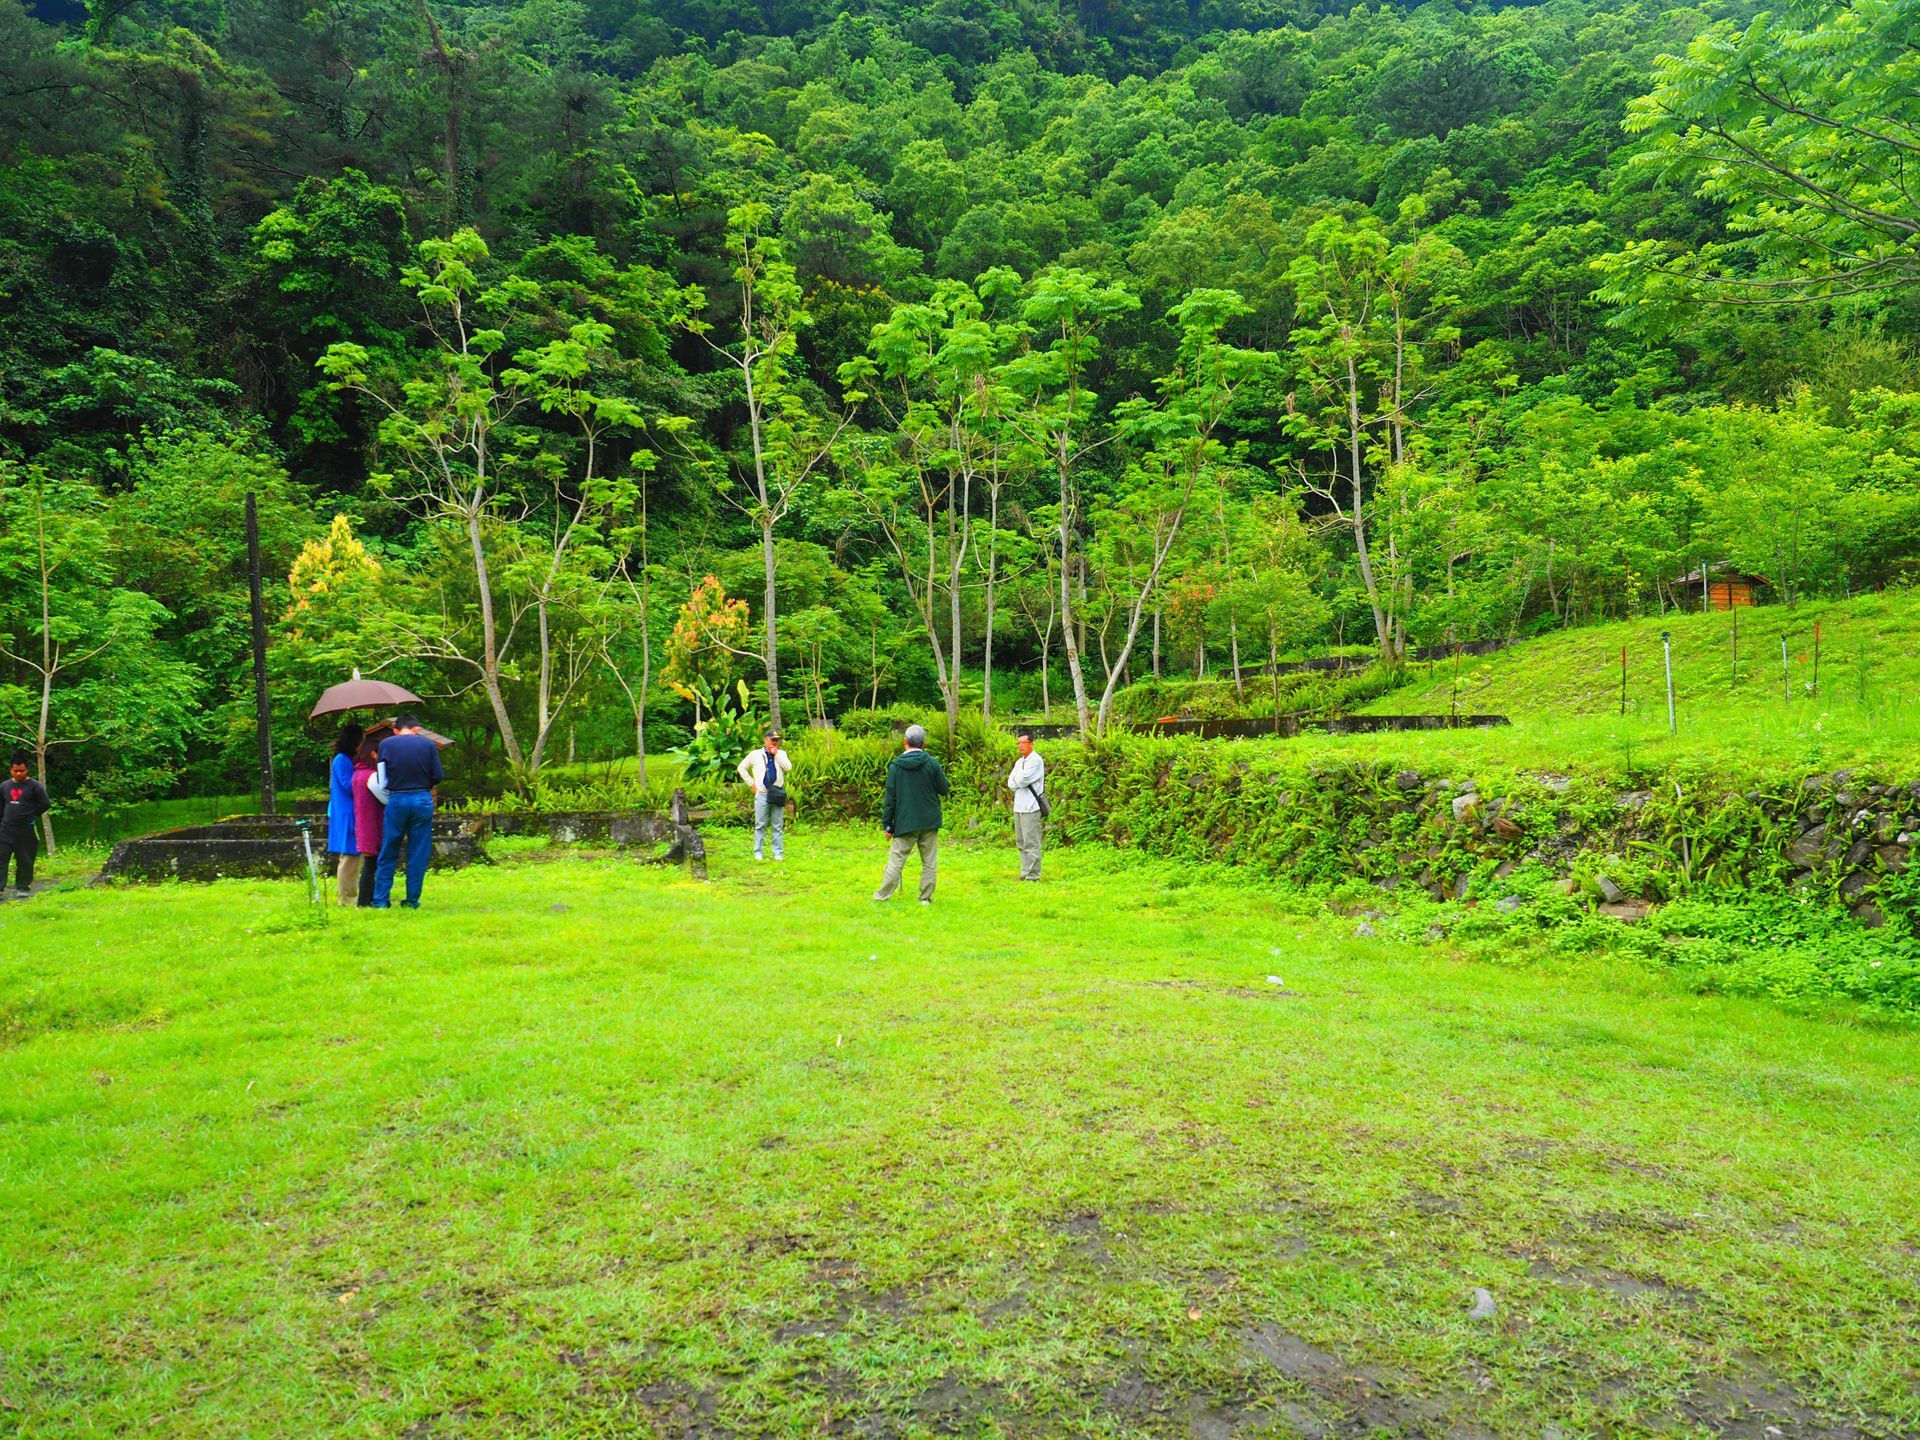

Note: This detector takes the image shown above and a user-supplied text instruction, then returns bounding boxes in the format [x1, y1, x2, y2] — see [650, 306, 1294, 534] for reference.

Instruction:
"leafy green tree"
[685, 203, 855, 733]
[1602, 0, 1920, 313]
[1284, 213, 1465, 658]
[319, 228, 665, 781]
[1094, 288, 1269, 733]
[0, 464, 194, 846]
[999, 266, 1138, 734]
[839, 277, 1019, 739]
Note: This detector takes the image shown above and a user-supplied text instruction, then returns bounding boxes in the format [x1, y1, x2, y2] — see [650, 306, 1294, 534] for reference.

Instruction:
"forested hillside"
[4, 0, 1919, 800]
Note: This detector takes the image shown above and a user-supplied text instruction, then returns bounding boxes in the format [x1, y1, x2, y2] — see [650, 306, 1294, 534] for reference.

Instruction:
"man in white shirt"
[736, 730, 793, 860]
[1006, 729, 1046, 881]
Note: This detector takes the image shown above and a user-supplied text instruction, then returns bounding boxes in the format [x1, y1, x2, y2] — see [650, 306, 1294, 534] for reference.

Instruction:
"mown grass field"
[3, 826, 1917, 1439]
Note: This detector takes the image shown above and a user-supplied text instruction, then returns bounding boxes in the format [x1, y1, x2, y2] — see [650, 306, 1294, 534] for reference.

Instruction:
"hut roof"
[1670, 565, 1772, 587]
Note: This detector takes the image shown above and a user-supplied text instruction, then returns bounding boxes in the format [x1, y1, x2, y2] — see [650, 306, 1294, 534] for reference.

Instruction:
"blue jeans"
[372, 791, 434, 907]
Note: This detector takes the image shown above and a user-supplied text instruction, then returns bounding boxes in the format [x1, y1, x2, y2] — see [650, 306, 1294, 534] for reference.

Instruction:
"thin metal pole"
[1781, 634, 1789, 703]
[1662, 631, 1675, 734]
[247, 493, 276, 815]
[1620, 644, 1627, 717]
[1812, 620, 1821, 697]
[1730, 608, 1738, 686]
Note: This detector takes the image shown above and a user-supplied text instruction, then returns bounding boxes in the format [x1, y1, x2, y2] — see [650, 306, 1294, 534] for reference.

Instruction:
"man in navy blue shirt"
[371, 715, 445, 908]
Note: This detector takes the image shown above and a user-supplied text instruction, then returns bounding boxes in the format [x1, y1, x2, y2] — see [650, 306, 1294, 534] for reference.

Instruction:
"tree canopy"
[5, 0, 1920, 796]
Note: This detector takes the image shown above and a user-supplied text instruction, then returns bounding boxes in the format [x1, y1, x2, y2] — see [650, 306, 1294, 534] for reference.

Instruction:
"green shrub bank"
[1102, 665, 1408, 724]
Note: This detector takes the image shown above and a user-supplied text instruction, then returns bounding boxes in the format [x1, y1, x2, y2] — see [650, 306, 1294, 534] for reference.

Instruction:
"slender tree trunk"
[1093, 511, 1196, 733]
[30, 494, 56, 855]
[537, 600, 552, 752]
[740, 352, 782, 731]
[981, 484, 999, 720]
[1219, 493, 1242, 695]
[465, 497, 523, 771]
[760, 516, 780, 729]
[1055, 442, 1092, 734]
[1077, 556, 1090, 680]
[946, 472, 966, 742]
[1345, 353, 1392, 657]
[636, 505, 652, 785]
[1269, 624, 1281, 735]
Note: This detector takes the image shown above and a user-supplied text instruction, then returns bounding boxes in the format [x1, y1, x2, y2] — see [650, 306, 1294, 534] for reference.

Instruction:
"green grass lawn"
[1333, 590, 1920, 778]
[3, 826, 1917, 1438]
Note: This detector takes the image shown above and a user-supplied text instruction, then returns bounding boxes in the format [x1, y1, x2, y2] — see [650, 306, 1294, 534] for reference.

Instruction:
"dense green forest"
[3, 0, 1919, 803]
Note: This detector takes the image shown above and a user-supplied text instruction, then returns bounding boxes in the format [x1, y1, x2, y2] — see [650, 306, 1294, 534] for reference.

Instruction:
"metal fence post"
[1662, 631, 1675, 734]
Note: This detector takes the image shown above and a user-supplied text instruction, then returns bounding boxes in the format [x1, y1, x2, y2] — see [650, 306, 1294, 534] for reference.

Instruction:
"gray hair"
[903, 723, 927, 749]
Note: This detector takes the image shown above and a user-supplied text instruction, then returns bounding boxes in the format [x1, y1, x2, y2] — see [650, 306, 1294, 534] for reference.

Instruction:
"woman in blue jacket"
[326, 722, 364, 904]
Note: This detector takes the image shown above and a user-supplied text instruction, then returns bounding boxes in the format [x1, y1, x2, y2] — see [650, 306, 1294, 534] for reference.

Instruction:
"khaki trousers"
[336, 852, 363, 906]
[1014, 810, 1044, 880]
[874, 829, 938, 901]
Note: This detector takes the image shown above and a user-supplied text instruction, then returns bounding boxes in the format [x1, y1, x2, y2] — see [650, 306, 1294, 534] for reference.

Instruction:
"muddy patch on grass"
[977, 1290, 1027, 1327]
[632, 1377, 730, 1438]
[399, 1401, 481, 1437]
[772, 1261, 943, 1342]
[1237, 1325, 1495, 1440]
[1674, 1358, 1872, 1440]
[1051, 1210, 1114, 1266]
[1407, 1187, 1463, 1218]
[911, 1372, 1010, 1435]
[1529, 1256, 1700, 1305]
[1102, 1370, 1179, 1418]
[1241, 1326, 1345, 1383]
[1188, 1396, 1298, 1438]
[1573, 1207, 1695, 1236]
[1589, 1356, 1885, 1439]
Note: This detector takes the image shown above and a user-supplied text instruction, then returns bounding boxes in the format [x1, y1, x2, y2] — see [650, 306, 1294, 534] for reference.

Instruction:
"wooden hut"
[1672, 564, 1770, 611]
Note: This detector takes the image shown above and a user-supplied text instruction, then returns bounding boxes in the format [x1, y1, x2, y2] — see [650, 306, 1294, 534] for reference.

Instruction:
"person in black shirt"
[371, 715, 445, 908]
[1, 755, 51, 897]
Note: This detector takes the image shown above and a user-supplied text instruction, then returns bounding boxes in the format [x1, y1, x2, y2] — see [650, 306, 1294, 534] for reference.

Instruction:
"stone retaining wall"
[1010, 715, 1511, 741]
[100, 815, 487, 883]
[477, 790, 707, 879]
[99, 790, 709, 883]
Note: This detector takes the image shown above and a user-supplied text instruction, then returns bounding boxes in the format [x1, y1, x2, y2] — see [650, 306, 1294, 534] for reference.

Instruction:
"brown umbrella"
[309, 671, 423, 720]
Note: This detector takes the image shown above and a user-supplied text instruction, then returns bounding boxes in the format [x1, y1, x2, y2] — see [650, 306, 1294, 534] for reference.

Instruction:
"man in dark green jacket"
[873, 724, 950, 904]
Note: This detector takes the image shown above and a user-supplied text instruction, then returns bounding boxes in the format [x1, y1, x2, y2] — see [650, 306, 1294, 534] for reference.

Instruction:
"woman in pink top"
[350, 732, 385, 908]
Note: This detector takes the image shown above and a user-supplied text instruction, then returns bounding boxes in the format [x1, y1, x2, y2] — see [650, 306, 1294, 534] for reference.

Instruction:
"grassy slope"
[1344, 590, 1920, 776]
[1366, 590, 1920, 721]
[3, 829, 1917, 1438]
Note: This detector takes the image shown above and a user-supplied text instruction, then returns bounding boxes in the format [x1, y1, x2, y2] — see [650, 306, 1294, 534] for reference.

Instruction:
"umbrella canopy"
[309, 674, 423, 720]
